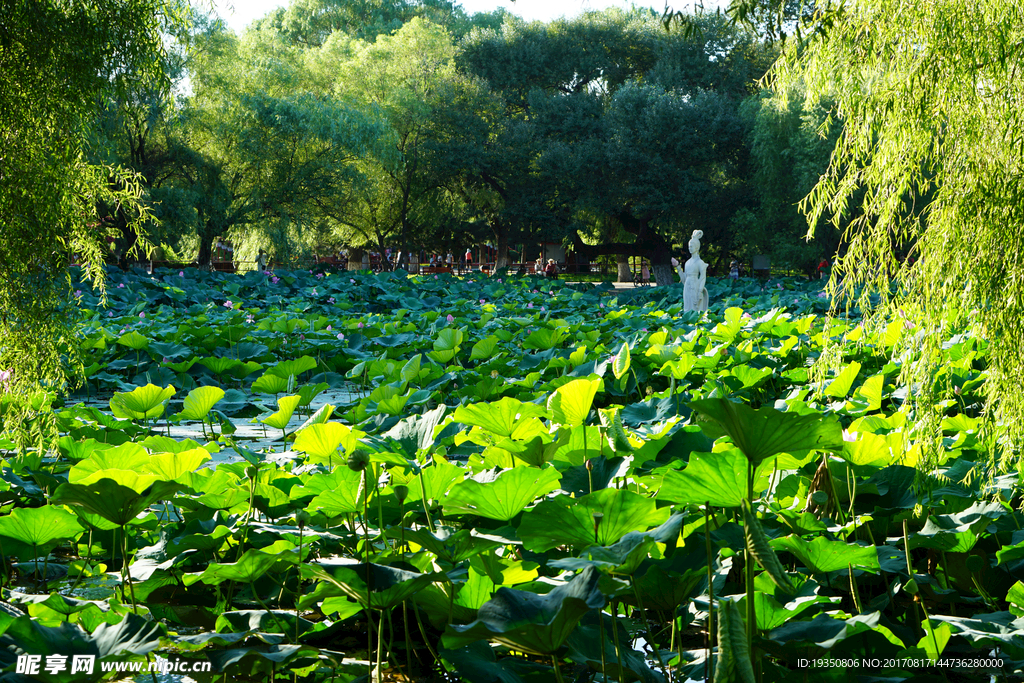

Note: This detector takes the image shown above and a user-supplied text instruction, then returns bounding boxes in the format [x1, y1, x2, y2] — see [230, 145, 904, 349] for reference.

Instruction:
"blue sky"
[212, 0, 728, 34]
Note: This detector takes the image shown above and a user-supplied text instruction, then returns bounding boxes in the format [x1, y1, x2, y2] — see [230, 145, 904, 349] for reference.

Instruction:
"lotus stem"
[706, 501, 716, 683]
[550, 654, 565, 683]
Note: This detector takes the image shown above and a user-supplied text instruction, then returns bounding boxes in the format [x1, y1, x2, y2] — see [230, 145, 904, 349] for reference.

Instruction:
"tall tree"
[166, 21, 390, 266]
[770, 0, 1024, 458]
[0, 0, 177, 444]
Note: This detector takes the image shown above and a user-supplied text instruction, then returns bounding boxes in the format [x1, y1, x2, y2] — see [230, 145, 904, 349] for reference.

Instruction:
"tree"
[460, 9, 771, 283]
[769, 0, 1024, 460]
[306, 18, 485, 265]
[0, 0, 176, 446]
[163, 21, 391, 267]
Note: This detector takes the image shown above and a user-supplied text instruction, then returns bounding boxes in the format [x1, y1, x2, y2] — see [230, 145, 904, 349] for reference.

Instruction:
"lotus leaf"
[518, 488, 671, 552]
[443, 565, 604, 655]
[444, 466, 561, 521]
[109, 384, 176, 421]
[0, 506, 85, 561]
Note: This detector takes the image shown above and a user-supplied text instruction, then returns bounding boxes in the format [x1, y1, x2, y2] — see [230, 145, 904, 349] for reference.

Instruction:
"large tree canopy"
[769, 0, 1024, 461]
[0, 0, 177, 445]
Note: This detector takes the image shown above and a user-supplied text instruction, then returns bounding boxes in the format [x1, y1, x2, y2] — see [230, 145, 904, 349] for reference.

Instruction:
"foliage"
[0, 267, 1018, 681]
[0, 0, 178, 450]
[770, 0, 1024, 464]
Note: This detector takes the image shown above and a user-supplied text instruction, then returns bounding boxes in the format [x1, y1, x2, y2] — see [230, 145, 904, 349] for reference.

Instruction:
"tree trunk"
[197, 229, 215, 271]
[494, 225, 510, 272]
[652, 263, 675, 287]
[617, 255, 632, 283]
[347, 247, 364, 271]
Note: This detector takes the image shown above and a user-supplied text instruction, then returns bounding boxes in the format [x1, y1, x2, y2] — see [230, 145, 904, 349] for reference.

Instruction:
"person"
[675, 230, 708, 312]
[465, 248, 473, 267]
[544, 258, 558, 279]
[730, 259, 739, 279]
[446, 252, 454, 268]
[817, 257, 830, 280]
[256, 249, 268, 272]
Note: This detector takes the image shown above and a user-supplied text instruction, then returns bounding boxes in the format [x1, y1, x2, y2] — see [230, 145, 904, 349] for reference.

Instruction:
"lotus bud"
[295, 510, 310, 529]
[347, 450, 370, 472]
[245, 465, 259, 480]
[394, 485, 409, 503]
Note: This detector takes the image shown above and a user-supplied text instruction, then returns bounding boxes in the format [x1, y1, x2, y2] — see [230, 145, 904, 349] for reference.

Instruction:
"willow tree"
[767, 0, 1024, 466]
[0, 1, 179, 450]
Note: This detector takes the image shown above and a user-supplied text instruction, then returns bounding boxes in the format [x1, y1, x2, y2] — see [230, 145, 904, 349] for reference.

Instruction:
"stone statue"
[673, 230, 708, 312]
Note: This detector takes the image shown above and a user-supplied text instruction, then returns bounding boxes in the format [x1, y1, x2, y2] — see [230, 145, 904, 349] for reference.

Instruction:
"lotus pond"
[0, 266, 1021, 682]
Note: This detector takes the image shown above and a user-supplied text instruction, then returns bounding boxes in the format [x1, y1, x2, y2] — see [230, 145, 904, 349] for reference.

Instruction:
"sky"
[212, 0, 725, 34]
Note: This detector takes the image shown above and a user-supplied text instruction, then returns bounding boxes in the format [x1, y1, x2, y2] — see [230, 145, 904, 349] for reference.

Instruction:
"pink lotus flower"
[74, 290, 82, 297]
[118, 283, 125, 289]
[271, 276, 280, 284]
[300, 334, 305, 340]
[527, 303, 533, 308]
[138, 312, 145, 319]
[479, 299, 485, 304]
[326, 325, 332, 331]
[599, 303, 604, 308]
[223, 301, 232, 308]
[336, 333, 345, 340]
[357, 322, 364, 328]
[245, 314, 254, 323]
[178, 271, 184, 277]
[162, 357, 170, 363]
[350, 278, 356, 284]
[446, 314, 455, 322]
[328, 297, 335, 304]
[540, 306, 545, 312]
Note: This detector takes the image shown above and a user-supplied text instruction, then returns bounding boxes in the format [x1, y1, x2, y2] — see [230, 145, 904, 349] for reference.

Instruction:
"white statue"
[673, 230, 708, 312]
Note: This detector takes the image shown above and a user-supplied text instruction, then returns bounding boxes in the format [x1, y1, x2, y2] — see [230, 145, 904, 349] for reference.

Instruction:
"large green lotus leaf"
[251, 372, 291, 394]
[69, 442, 150, 484]
[518, 489, 671, 552]
[443, 565, 604, 655]
[403, 460, 465, 502]
[443, 466, 562, 521]
[841, 431, 900, 468]
[177, 385, 225, 421]
[469, 336, 499, 361]
[200, 548, 289, 586]
[109, 383, 176, 421]
[293, 422, 357, 463]
[267, 355, 318, 380]
[52, 479, 181, 526]
[739, 591, 839, 631]
[384, 404, 447, 455]
[301, 561, 439, 610]
[73, 467, 160, 493]
[547, 378, 601, 427]
[612, 342, 631, 380]
[197, 356, 242, 376]
[454, 397, 547, 438]
[0, 506, 85, 560]
[523, 327, 568, 350]
[305, 470, 366, 516]
[767, 611, 904, 652]
[550, 514, 685, 577]
[770, 535, 881, 574]
[147, 448, 211, 482]
[0, 612, 164, 671]
[657, 447, 751, 508]
[434, 327, 465, 352]
[823, 361, 862, 399]
[690, 398, 843, 465]
[116, 330, 150, 350]
[260, 394, 301, 430]
[659, 354, 696, 380]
